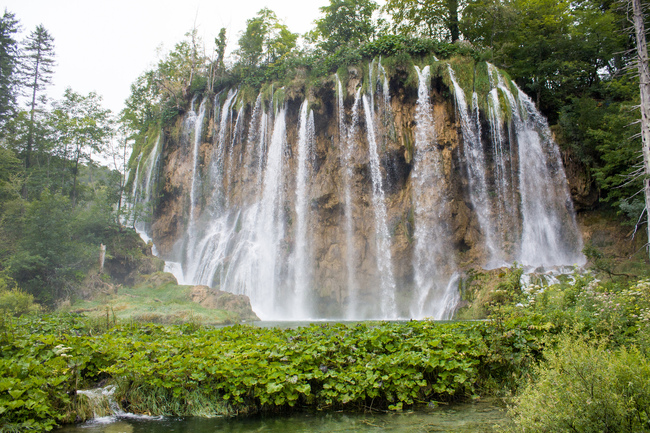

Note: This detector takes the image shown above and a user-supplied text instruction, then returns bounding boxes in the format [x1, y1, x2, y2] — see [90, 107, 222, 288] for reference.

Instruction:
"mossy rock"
[134, 271, 178, 288]
[190, 285, 259, 321]
[103, 229, 165, 286]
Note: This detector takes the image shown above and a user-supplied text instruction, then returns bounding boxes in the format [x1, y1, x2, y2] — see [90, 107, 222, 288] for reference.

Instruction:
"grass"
[59, 272, 253, 325]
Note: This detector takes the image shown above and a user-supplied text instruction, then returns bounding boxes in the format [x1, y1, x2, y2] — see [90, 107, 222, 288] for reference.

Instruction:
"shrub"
[508, 335, 650, 433]
[0, 287, 39, 317]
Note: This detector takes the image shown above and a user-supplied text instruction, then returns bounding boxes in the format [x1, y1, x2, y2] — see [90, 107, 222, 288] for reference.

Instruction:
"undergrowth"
[0, 315, 518, 431]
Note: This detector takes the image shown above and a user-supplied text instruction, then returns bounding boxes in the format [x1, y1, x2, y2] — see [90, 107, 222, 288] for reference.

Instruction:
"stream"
[57, 398, 509, 432]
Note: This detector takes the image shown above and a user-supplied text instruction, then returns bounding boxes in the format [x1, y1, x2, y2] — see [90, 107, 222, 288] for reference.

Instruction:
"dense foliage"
[2, 273, 649, 431]
[0, 317, 492, 431]
[508, 336, 650, 432]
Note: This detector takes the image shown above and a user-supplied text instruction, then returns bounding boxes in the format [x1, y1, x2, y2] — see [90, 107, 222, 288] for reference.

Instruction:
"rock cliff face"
[130, 58, 585, 320]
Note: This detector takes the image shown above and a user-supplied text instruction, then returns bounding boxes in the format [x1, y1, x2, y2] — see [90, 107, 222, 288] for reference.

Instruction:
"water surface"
[58, 399, 509, 432]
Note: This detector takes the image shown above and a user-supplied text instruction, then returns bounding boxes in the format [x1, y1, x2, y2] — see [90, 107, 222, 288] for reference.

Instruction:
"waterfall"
[362, 94, 397, 319]
[515, 88, 585, 267]
[293, 100, 315, 318]
[134, 134, 162, 240]
[411, 65, 458, 319]
[182, 91, 231, 286]
[254, 106, 288, 318]
[341, 82, 361, 319]
[143, 135, 162, 206]
[211, 89, 238, 211]
[141, 60, 585, 322]
[226, 103, 245, 203]
[244, 94, 263, 183]
[447, 65, 500, 267]
[183, 97, 208, 280]
[486, 64, 519, 258]
[126, 154, 142, 227]
[189, 98, 207, 225]
[486, 65, 584, 267]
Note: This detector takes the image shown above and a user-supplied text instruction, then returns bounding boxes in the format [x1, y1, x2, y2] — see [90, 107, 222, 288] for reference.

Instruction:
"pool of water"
[58, 399, 509, 432]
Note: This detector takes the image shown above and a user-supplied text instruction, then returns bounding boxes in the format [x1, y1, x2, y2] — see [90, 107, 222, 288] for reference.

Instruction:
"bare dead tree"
[628, 0, 650, 256]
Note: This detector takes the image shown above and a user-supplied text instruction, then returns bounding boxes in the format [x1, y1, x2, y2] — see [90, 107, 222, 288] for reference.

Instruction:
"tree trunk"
[631, 0, 650, 257]
[447, 0, 460, 42]
[26, 45, 42, 171]
[72, 145, 80, 207]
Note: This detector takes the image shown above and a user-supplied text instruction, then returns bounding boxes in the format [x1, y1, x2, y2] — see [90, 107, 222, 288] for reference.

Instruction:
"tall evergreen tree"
[21, 24, 55, 170]
[0, 10, 20, 131]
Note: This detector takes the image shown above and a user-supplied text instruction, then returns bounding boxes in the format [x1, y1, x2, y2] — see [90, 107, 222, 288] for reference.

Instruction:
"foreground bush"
[508, 335, 650, 433]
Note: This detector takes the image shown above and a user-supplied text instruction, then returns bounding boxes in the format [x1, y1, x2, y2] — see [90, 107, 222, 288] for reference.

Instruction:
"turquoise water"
[58, 399, 509, 432]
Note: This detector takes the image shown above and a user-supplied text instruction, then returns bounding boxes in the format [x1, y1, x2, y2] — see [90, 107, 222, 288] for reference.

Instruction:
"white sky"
[2, 0, 329, 115]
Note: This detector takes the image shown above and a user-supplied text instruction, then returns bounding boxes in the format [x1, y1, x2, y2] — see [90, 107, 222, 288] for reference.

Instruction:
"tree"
[106, 125, 133, 220]
[383, 0, 465, 42]
[21, 25, 55, 171]
[0, 10, 20, 131]
[50, 89, 113, 207]
[628, 0, 650, 255]
[215, 28, 227, 72]
[237, 9, 297, 66]
[311, 0, 379, 53]
[460, 0, 517, 47]
[463, 0, 625, 117]
[121, 70, 159, 136]
[153, 30, 207, 111]
[209, 27, 228, 92]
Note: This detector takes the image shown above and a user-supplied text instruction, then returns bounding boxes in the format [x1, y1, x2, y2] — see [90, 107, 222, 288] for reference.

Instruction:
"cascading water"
[143, 136, 162, 207]
[226, 103, 245, 202]
[340, 81, 361, 319]
[142, 60, 585, 321]
[133, 134, 162, 244]
[485, 65, 584, 267]
[411, 65, 458, 319]
[362, 93, 398, 319]
[189, 98, 207, 225]
[515, 88, 584, 267]
[486, 64, 519, 258]
[447, 65, 501, 267]
[251, 106, 288, 317]
[125, 154, 143, 229]
[210, 89, 238, 210]
[183, 97, 208, 281]
[293, 100, 315, 318]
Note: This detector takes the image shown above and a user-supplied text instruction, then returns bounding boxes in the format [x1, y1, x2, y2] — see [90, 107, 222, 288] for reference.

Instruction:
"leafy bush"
[0, 287, 39, 317]
[508, 335, 650, 433]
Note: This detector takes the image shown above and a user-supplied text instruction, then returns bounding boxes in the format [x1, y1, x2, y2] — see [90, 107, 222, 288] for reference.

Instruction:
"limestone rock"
[190, 285, 259, 321]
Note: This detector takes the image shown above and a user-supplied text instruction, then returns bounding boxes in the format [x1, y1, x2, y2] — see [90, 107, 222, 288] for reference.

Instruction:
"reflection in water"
[58, 399, 509, 432]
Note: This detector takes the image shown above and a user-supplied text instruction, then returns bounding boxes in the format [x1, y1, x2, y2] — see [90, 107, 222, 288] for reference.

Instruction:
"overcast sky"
[3, 0, 330, 114]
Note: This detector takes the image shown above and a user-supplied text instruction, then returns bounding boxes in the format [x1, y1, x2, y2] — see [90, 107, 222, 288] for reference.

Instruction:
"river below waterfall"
[58, 399, 509, 432]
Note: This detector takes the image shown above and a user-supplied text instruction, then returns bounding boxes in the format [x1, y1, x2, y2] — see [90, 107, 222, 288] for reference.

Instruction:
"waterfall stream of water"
[139, 61, 584, 321]
[362, 94, 398, 319]
[411, 65, 458, 319]
[293, 101, 315, 318]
